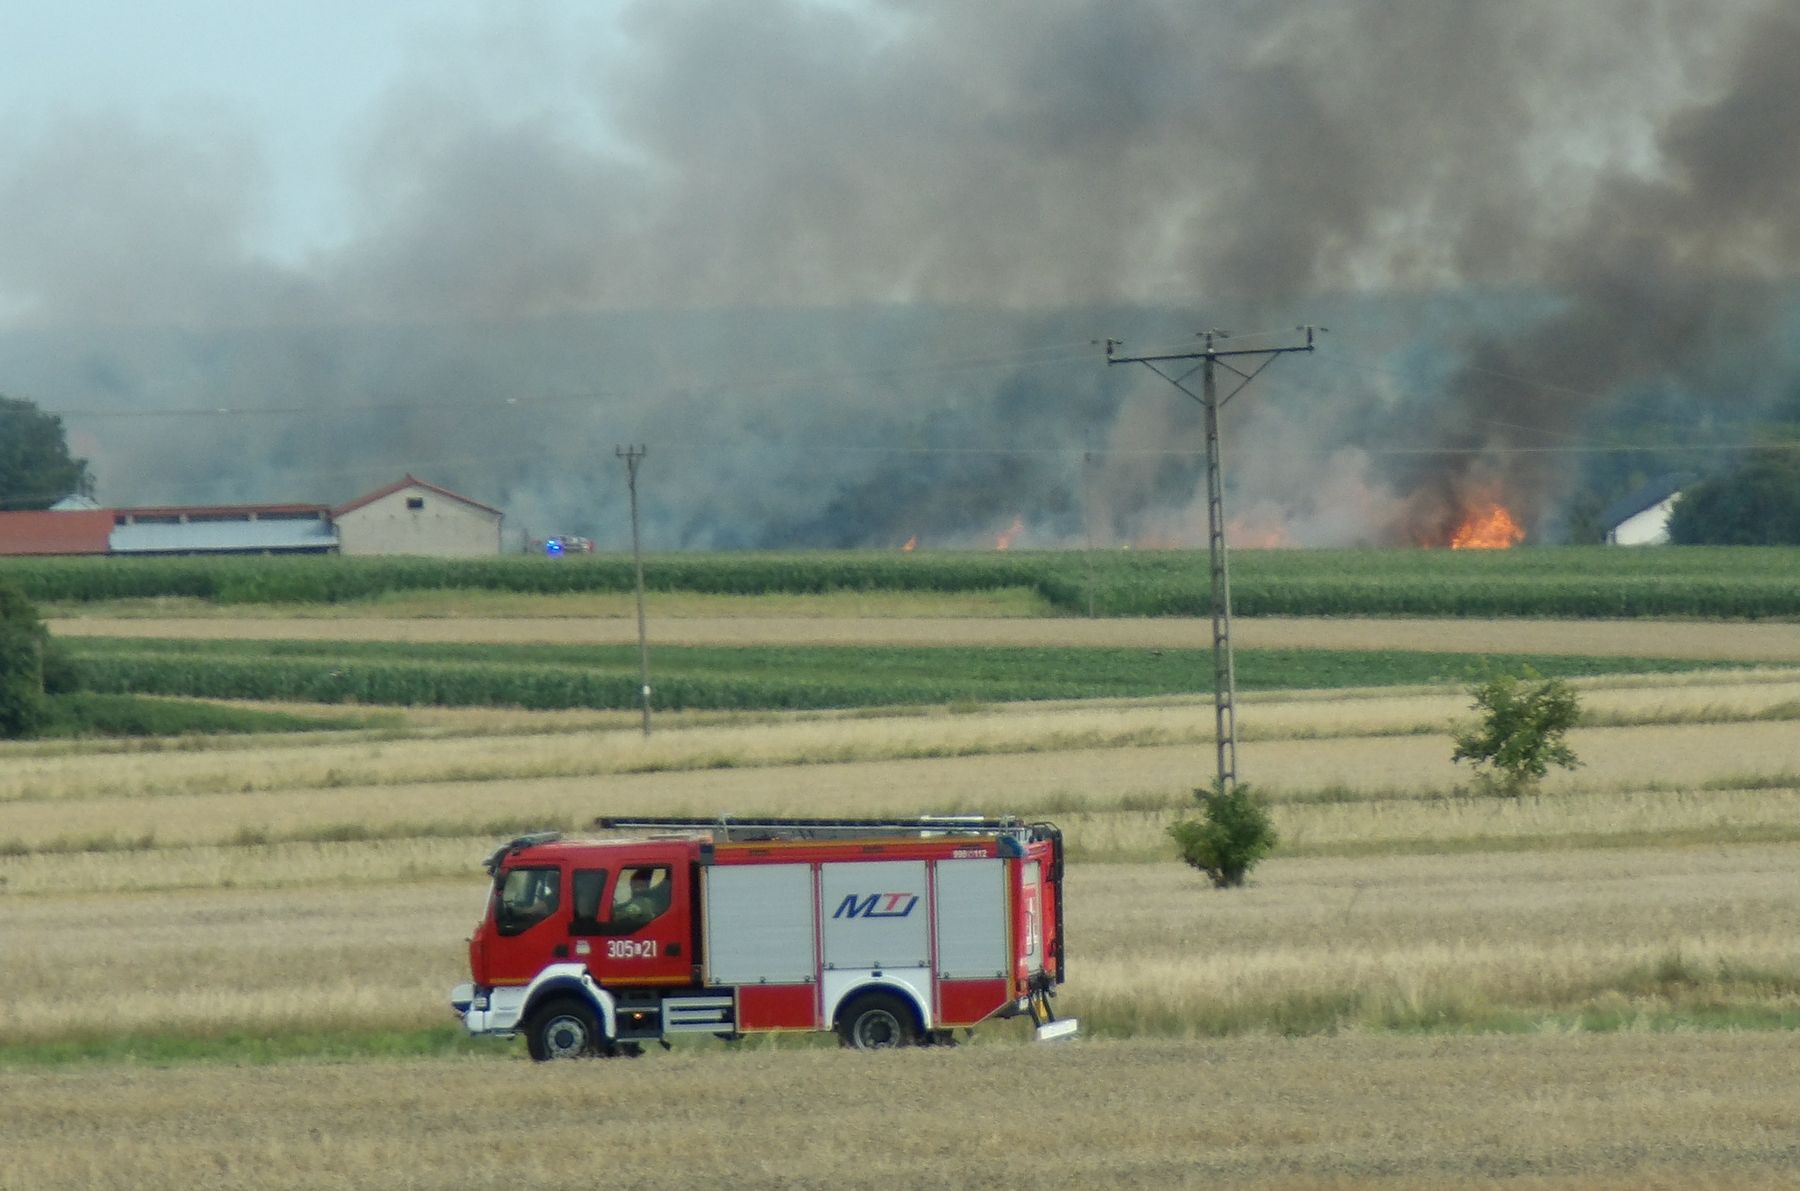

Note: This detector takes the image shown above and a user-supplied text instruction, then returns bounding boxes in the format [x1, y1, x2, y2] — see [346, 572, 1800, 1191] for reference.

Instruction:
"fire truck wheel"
[836, 992, 920, 1051]
[525, 998, 602, 1061]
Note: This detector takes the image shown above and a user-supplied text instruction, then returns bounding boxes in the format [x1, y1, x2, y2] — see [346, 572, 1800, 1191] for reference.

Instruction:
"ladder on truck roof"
[593, 814, 1060, 846]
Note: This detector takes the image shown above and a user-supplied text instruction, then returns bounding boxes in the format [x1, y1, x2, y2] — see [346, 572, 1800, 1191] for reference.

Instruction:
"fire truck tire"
[836, 992, 920, 1051]
[525, 998, 602, 1061]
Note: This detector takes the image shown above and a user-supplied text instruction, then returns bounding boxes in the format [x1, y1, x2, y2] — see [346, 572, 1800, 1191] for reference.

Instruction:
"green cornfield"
[64, 637, 1722, 711]
[5, 546, 1800, 618]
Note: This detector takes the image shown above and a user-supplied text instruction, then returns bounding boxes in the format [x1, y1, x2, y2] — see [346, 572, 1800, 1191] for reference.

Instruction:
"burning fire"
[900, 534, 917, 552]
[1226, 517, 1292, 549]
[994, 516, 1025, 551]
[1448, 504, 1526, 550]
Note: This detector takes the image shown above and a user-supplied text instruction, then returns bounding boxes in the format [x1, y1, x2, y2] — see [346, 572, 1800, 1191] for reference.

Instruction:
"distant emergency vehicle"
[449, 816, 1074, 1059]
[532, 535, 594, 556]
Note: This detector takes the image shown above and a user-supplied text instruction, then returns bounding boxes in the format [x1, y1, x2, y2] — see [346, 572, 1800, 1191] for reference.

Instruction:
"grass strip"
[1082, 950, 1800, 1039]
[0, 816, 560, 859]
[12, 785, 1800, 867]
[1277, 822, 1800, 861]
[10, 1000, 1800, 1069]
[0, 1027, 485, 1069]
[35, 692, 391, 739]
[1083, 995, 1800, 1041]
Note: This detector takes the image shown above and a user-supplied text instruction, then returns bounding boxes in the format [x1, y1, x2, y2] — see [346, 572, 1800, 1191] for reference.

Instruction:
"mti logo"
[832, 893, 919, 919]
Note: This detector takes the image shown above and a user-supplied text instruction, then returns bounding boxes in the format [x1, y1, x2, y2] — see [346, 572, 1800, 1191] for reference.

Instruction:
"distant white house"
[333, 474, 504, 557]
[49, 494, 103, 511]
[1602, 475, 1692, 546]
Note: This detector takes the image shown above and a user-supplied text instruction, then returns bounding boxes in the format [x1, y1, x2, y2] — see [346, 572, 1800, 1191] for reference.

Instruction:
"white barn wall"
[336, 483, 501, 556]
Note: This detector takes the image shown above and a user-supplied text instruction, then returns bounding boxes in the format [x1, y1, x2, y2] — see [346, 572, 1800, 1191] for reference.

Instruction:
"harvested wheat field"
[9, 847, 1800, 1045]
[5, 713, 1797, 855]
[7, 618, 1800, 1189]
[9, 669, 1798, 807]
[3, 1035, 1800, 1190]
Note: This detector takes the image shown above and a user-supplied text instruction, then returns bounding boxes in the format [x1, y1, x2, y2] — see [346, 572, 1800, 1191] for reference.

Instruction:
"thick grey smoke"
[0, 0, 1792, 545]
[1386, 3, 1800, 542]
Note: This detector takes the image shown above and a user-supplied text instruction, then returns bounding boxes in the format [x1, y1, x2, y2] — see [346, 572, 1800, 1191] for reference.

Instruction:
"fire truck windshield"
[494, 866, 560, 936]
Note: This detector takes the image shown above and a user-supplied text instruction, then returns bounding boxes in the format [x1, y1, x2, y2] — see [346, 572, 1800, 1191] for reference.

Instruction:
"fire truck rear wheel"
[525, 998, 601, 1061]
[836, 992, 920, 1051]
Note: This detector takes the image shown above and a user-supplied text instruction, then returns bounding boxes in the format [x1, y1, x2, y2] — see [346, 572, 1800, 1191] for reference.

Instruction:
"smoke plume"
[0, 0, 1793, 546]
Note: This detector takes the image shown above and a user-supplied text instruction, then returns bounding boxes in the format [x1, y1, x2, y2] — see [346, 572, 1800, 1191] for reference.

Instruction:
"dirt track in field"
[47, 614, 1800, 660]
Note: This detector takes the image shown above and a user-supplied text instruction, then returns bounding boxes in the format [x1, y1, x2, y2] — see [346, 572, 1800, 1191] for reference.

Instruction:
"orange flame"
[1227, 518, 1291, 549]
[900, 534, 917, 552]
[1449, 504, 1526, 549]
[994, 515, 1024, 551]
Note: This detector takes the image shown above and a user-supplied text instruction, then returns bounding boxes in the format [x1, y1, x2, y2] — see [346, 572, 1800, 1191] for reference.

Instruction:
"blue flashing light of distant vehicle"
[544, 538, 564, 556]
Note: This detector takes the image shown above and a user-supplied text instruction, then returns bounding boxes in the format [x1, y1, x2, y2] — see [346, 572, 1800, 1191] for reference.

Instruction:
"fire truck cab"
[449, 816, 1072, 1059]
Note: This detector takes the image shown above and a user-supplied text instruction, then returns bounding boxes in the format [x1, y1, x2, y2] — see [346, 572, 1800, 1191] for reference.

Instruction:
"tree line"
[1, 390, 1797, 540]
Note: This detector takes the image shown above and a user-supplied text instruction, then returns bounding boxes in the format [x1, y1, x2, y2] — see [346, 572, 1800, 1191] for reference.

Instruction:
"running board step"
[662, 996, 735, 1032]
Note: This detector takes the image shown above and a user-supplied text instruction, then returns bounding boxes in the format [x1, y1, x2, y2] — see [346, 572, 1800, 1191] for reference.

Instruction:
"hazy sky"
[0, 2, 616, 264]
[0, 2, 1793, 547]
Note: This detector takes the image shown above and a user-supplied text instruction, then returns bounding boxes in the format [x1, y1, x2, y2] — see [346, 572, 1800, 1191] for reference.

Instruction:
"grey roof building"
[108, 505, 337, 554]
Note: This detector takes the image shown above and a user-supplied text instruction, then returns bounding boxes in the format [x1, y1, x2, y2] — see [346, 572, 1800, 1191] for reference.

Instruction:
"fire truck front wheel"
[836, 992, 920, 1051]
[525, 997, 602, 1061]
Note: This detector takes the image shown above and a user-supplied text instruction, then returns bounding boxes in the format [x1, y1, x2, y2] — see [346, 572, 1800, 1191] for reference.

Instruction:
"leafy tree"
[0, 394, 93, 511]
[1667, 449, 1800, 545]
[1167, 781, 1278, 888]
[0, 582, 53, 738]
[1451, 667, 1581, 797]
[1559, 489, 1608, 545]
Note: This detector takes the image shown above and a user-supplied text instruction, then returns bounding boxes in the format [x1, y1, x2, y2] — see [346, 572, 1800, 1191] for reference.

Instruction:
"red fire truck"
[449, 816, 1073, 1059]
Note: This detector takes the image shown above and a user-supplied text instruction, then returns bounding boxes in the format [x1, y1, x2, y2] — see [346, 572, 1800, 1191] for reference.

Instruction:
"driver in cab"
[610, 867, 670, 932]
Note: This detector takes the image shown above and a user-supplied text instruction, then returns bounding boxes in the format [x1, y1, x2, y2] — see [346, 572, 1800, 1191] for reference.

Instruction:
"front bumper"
[448, 982, 526, 1037]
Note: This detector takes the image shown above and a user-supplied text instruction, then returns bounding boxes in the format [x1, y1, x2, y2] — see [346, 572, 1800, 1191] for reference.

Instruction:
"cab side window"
[596, 865, 672, 935]
[494, 866, 560, 937]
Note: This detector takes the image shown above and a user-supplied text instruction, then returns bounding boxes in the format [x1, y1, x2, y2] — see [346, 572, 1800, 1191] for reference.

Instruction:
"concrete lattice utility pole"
[616, 444, 652, 737]
[1104, 327, 1321, 792]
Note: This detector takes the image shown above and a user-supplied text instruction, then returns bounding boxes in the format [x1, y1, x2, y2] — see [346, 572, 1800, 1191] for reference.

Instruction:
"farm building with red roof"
[0, 476, 503, 557]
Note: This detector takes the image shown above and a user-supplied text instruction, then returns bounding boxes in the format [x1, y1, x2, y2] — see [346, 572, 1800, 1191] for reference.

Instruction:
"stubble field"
[6, 1034, 1800, 1190]
[5, 603, 1800, 1187]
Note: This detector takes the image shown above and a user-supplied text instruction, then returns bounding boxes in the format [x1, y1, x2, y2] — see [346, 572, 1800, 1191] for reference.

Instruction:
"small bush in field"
[1167, 782, 1278, 889]
[1451, 667, 1582, 796]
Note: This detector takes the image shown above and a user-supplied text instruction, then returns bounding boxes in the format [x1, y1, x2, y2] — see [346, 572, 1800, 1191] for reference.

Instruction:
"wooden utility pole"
[616, 444, 652, 736]
[1104, 328, 1321, 791]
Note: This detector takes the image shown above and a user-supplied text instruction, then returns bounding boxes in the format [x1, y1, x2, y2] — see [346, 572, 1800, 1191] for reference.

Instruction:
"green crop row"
[6, 547, 1800, 619]
[65, 638, 1722, 711]
[1098, 573, 1800, 619]
[2, 553, 1051, 604]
